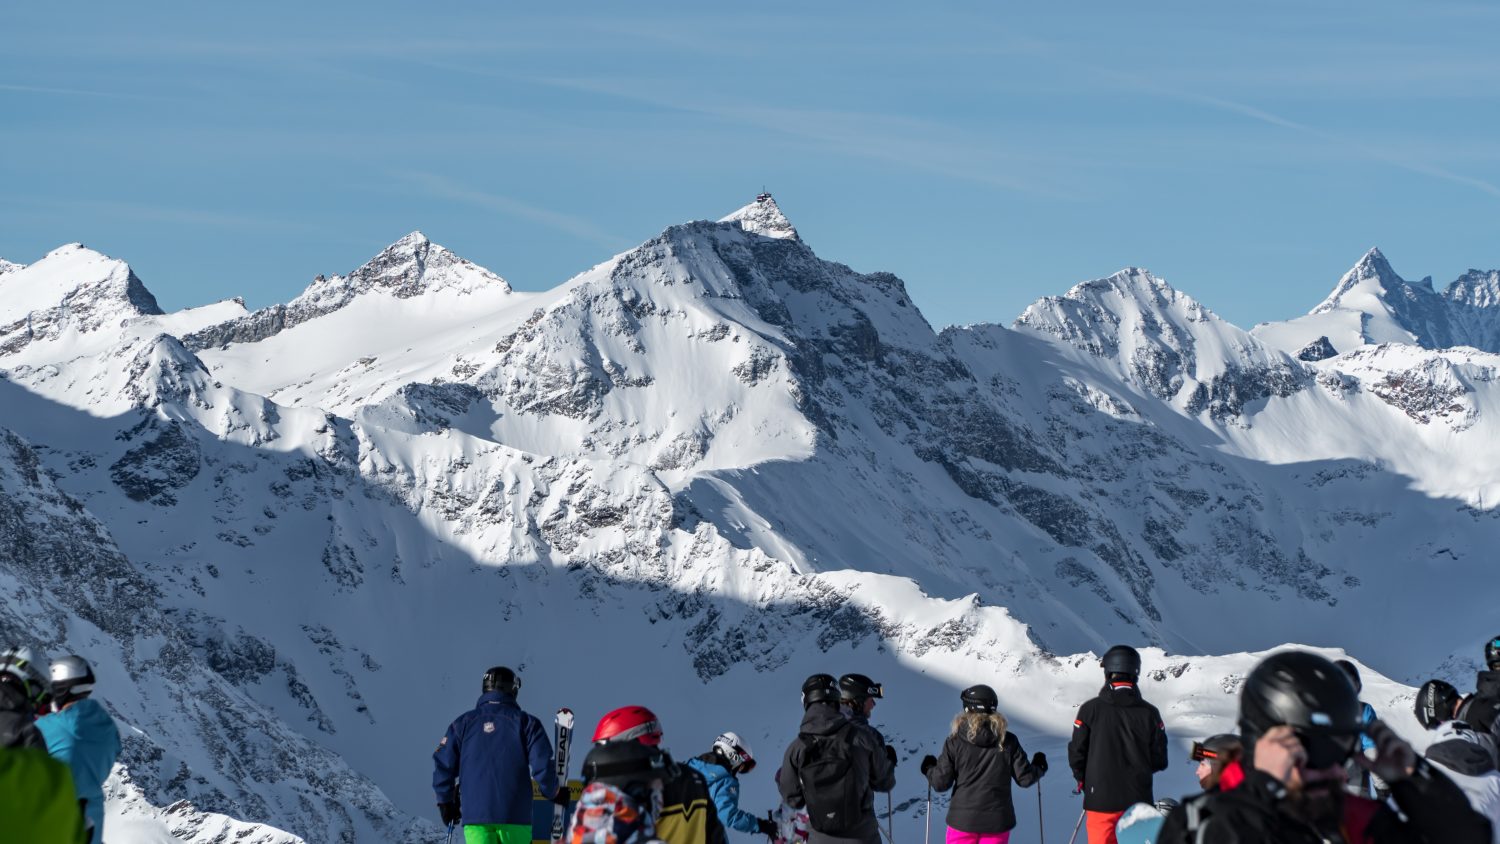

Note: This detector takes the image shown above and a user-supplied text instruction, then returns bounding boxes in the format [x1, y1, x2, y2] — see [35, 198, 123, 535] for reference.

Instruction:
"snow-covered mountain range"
[1, 197, 1495, 842]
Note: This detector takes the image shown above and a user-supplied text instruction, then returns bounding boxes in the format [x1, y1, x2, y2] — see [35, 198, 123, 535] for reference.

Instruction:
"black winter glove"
[884, 745, 898, 766]
[757, 817, 779, 838]
[552, 786, 571, 807]
[438, 801, 461, 826]
[919, 754, 937, 775]
[1031, 752, 1048, 775]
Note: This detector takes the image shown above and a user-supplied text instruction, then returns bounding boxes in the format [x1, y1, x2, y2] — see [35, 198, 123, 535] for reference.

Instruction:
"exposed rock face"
[1298, 336, 1338, 362]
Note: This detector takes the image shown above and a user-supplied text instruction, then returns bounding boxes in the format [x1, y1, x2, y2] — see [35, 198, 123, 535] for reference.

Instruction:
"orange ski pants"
[1085, 810, 1124, 844]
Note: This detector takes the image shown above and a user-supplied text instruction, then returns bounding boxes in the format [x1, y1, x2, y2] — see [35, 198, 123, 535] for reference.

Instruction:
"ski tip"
[556, 708, 575, 728]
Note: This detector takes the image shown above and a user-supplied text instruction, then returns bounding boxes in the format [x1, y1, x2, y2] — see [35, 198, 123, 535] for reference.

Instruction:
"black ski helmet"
[1199, 733, 1243, 761]
[801, 673, 838, 708]
[1333, 659, 1362, 693]
[960, 684, 998, 713]
[1486, 635, 1500, 670]
[581, 738, 668, 787]
[481, 666, 521, 695]
[839, 673, 883, 702]
[1414, 679, 1461, 729]
[1101, 645, 1142, 677]
[1238, 651, 1360, 768]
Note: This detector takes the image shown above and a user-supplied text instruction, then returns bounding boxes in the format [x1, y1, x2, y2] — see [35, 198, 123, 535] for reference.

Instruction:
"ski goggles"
[1294, 728, 1358, 770]
[1189, 742, 1220, 763]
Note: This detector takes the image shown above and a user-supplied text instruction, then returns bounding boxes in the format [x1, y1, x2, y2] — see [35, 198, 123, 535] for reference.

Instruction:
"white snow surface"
[0, 205, 1497, 842]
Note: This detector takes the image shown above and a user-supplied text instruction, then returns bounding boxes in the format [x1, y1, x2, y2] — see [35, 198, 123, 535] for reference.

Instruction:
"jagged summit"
[1312, 247, 1406, 315]
[719, 193, 799, 241]
[335, 230, 508, 298]
[183, 231, 509, 350]
[0, 258, 23, 275]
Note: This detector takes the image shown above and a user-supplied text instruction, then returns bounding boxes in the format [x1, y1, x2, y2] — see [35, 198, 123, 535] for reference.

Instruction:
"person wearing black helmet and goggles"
[1158, 650, 1493, 844]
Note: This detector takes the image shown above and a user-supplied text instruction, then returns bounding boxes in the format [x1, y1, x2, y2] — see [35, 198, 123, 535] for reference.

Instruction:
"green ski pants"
[463, 823, 534, 844]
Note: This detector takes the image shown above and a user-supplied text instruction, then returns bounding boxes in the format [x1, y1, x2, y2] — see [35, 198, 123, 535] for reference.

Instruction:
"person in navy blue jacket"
[433, 666, 563, 844]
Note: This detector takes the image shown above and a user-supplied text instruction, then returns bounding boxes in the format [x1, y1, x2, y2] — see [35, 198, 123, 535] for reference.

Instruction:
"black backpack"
[797, 723, 866, 836]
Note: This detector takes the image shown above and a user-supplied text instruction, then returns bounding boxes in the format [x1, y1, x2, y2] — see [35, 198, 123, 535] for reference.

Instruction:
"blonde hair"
[950, 710, 1007, 744]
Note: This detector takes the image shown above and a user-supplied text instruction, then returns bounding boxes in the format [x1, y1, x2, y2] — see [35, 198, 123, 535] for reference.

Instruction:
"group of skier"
[436, 636, 1500, 844]
[0, 645, 124, 843]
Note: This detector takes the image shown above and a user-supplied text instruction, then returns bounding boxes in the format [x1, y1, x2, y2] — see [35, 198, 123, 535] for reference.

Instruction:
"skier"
[1335, 660, 1385, 799]
[1190, 734, 1243, 792]
[37, 655, 121, 844]
[779, 673, 896, 844]
[1157, 650, 1493, 843]
[592, 705, 728, 844]
[1067, 645, 1169, 844]
[1468, 636, 1500, 737]
[433, 666, 564, 844]
[1415, 680, 1500, 843]
[1, 645, 88, 843]
[571, 738, 671, 844]
[840, 674, 899, 796]
[1423, 677, 1500, 740]
[685, 731, 779, 840]
[774, 677, 841, 844]
[0, 645, 49, 750]
[920, 683, 1046, 844]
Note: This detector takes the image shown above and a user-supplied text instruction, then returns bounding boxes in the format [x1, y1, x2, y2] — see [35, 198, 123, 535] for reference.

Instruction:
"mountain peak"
[182, 232, 509, 350]
[720, 193, 799, 241]
[327, 231, 510, 300]
[1312, 247, 1410, 317]
[0, 241, 162, 340]
[382, 230, 431, 253]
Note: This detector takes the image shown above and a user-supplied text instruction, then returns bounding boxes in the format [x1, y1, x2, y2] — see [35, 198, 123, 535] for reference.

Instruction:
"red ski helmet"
[593, 705, 664, 746]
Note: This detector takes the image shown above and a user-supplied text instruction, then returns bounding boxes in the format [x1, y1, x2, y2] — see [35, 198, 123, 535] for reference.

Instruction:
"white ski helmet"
[0, 645, 52, 708]
[50, 655, 96, 703]
[713, 731, 756, 773]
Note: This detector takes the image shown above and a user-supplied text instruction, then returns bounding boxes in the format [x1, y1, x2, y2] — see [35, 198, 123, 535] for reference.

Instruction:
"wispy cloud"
[1061, 59, 1500, 201]
[533, 76, 1086, 199]
[0, 82, 156, 100]
[389, 171, 631, 250]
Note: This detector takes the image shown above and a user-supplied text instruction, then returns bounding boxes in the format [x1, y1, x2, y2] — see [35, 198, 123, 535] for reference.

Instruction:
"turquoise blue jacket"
[685, 755, 761, 835]
[38, 698, 122, 839]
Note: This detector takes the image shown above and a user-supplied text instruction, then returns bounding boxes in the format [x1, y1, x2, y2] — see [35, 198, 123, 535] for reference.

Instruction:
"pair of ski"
[444, 708, 575, 844]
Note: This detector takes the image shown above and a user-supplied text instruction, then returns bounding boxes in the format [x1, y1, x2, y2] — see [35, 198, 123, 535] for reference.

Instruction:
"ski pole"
[445, 822, 455, 844]
[1066, 809, 1084, 844]
[923, 785, 931, 844]
[1036, 776, 1045, 844]
[887, 791, 894, 844]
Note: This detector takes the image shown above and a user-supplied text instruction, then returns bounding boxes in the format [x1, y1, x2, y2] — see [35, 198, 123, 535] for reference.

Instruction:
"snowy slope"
[1, 200, 1497, 842]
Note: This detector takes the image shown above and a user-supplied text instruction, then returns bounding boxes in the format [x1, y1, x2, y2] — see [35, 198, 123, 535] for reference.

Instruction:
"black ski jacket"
[925, 713, 1041, 834]
[1468, 670, 1500, 736]
[1067, 683, 1168, 812]
[0, 683, 44, 751]
[780, 703, 896, 844]
[1156, 760, 1493, 843]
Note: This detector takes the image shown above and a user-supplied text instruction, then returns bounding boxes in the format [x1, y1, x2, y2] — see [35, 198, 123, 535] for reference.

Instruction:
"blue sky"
[4, 3, 1499, 329]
